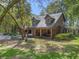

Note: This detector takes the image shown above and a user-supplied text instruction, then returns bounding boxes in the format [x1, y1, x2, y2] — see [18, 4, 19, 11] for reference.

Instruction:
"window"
[50, 18, 55, 24]
[45, 17, 55, 25]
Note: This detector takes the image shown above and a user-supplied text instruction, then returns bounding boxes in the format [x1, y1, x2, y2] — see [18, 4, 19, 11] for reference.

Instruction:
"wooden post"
[33, 29, 36, 36]
[50, 28, 52, 38]
[31, 29, 33, 36]
[40, 29, 42, 37]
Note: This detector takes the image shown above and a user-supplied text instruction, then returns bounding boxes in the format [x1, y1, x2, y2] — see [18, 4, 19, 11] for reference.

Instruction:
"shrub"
[55, 33, 73, 40]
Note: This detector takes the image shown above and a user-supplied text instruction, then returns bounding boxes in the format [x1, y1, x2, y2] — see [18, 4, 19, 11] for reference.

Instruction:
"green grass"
[0, 47, 79, 59]
[71, 35, 79, 44]
[0, 35, 79, 59]
[55, 33, 79, 41]
[55, 33, 72, 40]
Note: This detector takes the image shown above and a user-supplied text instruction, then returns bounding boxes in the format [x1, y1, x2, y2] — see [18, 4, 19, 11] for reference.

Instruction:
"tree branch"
[0, 4, 21, 30]
[0, 0, 20, 25]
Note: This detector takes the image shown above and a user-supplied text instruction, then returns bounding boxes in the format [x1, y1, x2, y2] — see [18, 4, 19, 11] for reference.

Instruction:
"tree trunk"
[19, 29, 27, 41]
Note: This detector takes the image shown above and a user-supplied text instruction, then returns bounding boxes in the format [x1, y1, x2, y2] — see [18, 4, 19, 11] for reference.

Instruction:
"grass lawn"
[0, 37, 79, 59]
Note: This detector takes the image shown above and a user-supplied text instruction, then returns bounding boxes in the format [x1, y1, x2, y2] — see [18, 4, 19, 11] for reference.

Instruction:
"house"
[27, 12, 65, 38]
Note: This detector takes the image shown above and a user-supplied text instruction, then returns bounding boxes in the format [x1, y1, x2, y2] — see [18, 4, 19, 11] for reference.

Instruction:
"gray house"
[27, 12, 65, 38]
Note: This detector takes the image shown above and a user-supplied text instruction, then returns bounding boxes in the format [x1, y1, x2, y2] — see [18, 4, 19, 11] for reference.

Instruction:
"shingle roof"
[32, 12, 63, 28]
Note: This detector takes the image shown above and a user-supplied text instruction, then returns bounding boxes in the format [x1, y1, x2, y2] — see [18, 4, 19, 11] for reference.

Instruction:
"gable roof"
[32, 12, 63, 28]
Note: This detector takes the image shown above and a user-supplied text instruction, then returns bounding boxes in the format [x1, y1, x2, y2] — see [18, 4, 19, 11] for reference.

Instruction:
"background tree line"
[0, 0, 79, 40]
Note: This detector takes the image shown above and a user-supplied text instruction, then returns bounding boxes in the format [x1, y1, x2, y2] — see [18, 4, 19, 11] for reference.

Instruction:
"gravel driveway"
[0, 35, 22, 40]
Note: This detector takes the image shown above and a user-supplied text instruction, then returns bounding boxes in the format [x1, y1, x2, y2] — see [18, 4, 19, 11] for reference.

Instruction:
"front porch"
[31, 28, 57, 38]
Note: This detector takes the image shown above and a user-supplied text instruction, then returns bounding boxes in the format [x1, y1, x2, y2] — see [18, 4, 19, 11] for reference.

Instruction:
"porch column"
[31, 29, 33, 36]
[50, 28, 52, 38]
[40, 29, 42, 37]
[33, 29, 36, 36]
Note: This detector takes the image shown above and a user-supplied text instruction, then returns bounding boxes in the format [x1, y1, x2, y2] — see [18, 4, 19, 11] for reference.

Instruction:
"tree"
[64, 0, 79, 34]
[40, 0, 63, 15]
[0, 0, 31, 41]
[0, 0, 20, 25]
[16, 0, 31, 40]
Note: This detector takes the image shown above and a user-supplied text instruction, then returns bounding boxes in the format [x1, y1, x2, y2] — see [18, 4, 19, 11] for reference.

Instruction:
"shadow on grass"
[0, 44, 79, 59]
[62, 44, 79, 59]
[35, 44, 79, 59]
[0, 37, 79, 59]
[0, 48, 27, 59]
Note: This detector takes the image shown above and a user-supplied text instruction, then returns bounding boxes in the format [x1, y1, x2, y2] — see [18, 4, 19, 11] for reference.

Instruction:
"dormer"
[45, 14, 55, 26]
[45, 14, 51, 20]
[32, 17, 40, 27]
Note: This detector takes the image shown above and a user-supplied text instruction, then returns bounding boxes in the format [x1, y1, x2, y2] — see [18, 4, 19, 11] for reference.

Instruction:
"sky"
[28, 0, 54, 15]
